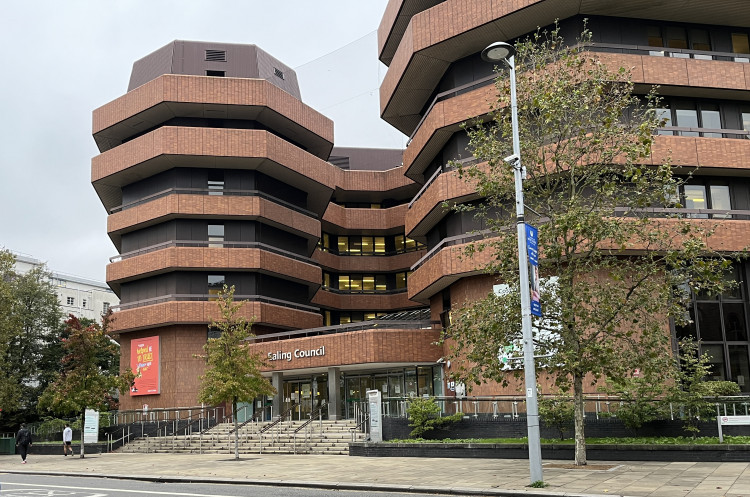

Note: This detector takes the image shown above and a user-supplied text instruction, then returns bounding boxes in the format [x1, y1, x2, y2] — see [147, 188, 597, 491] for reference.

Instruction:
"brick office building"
[92, 41, 438, 417]
[379, 0, 750, 396]
[93, 2, 750, 416]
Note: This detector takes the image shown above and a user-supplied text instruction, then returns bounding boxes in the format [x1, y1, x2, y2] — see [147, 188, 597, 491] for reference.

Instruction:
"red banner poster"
[130, 336, 160, 396]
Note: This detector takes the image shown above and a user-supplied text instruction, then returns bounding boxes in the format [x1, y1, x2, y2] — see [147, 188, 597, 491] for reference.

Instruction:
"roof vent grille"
[205, 50, 226, 62]
[274, 68, 285, 80]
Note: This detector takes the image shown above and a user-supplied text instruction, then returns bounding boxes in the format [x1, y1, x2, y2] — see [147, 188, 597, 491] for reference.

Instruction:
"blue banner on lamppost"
[526, 224, 542, 317]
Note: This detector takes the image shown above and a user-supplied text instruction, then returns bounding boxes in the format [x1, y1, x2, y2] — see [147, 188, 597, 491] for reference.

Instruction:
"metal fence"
[376, 395, 750, 421]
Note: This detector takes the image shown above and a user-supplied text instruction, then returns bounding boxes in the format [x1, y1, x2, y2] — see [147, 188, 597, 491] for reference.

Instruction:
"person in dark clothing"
[15, 423, 32, 464]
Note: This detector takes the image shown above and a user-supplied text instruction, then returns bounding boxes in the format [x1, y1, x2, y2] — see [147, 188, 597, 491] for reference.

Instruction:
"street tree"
[0, 250, 65, 428]
[8, 265, 65, 413]
[196, 285, 276, 460]
[38, 313, 133, 458]
[446, 26, 735, 465]
[0, 250, 21, 417]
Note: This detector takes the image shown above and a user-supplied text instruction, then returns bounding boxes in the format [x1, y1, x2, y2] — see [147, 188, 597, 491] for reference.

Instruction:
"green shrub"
[406, 397, 463, 438]
[538, 395, 574, 440]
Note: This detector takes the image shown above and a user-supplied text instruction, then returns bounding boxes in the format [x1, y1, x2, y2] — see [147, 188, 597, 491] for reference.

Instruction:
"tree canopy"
[196, 285, 276, 459]
[38, 313, 133, 457]
[0, 250, 65, 429]
[446, 26, 736, 465]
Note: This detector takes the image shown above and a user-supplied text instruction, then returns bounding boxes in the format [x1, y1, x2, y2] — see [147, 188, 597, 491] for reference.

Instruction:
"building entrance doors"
[283, 376, 328, 420]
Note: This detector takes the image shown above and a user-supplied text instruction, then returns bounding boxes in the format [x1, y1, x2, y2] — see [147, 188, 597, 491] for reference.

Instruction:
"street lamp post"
[481, 41, 543, 484]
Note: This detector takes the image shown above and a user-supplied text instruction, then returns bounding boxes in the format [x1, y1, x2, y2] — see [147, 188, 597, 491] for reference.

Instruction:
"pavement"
[1, 452, 750, 497]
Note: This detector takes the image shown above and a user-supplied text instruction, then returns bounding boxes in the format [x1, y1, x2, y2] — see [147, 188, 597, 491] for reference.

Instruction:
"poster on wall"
[130, 336, 160, 396]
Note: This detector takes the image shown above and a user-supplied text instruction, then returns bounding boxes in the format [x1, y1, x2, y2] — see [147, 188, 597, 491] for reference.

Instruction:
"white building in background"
[13, 252, 118, 321]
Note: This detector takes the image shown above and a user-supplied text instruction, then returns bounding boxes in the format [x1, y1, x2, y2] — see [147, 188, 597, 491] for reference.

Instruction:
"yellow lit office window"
[350, 237, 361, 255]
[323, 272, 330, 288]
[371, 204, 381, 209]
[363, 275, 375, 292]
[322, 233, 330, 251]
[394, 235, 405, 252]
[364, 312, 377, 321]
[362, 236, 373, 254]
[405, 237, 417, 251]
[396, 272, 407, 289]
[324, 310, 331, 326]
[337, 236, 349, 254]
[375, 275, 387, 292]
[350, 275, 362, 292]
[338, 275, 350, 291]
[374, 236, 385, 254]
[733, 33, 750, 54]
[340, 315, 351, 324]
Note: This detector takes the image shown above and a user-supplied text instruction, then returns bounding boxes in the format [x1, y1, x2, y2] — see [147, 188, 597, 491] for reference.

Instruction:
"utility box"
[0, 438, 15, 455]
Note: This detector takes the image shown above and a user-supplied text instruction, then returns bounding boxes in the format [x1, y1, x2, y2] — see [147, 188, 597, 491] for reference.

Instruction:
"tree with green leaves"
[8, 265, 65, 415]
[670, 340, 740, 437]
[446, 26, 734, 465]
[196, 285, 276, 460]
[0, 250, 21, 418]
[0, 249, 66, 429]
[38, 313, 133, 458]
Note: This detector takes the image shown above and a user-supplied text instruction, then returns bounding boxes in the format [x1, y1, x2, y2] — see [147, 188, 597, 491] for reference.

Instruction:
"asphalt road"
[0, 474, 448, 497]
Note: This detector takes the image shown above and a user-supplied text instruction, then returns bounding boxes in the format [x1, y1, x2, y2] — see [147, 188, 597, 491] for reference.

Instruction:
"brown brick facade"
[110, 301, 322, 333]
[106, 247, 321, 286]
[246, 328, 442, 373]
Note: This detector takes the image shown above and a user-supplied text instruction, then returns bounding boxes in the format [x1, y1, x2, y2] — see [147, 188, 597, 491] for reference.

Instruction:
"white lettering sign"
[267, 346, 325, 362]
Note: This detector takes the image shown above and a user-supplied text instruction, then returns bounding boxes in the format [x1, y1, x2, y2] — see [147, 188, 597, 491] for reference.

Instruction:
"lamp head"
[481, 41, 516, 63]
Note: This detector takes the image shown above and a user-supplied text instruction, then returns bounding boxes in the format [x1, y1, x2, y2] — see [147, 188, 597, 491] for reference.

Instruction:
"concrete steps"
[118, 419, 366, 455]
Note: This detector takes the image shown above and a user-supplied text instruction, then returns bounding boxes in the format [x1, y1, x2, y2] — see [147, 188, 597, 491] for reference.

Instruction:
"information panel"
[130, 336, 160, 396]
[367, 390, 383, 443]
[84, 409, 99, 444]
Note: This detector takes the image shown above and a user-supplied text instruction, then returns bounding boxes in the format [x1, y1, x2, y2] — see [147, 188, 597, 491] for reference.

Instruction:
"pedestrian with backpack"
[15, 423, 32, 464]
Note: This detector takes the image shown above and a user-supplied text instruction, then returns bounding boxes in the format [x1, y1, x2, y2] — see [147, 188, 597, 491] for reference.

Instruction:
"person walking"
[62, 423, 73, 456]
[15, 423, 32, 464]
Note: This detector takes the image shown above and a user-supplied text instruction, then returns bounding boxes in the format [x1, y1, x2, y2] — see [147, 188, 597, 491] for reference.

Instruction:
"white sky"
[0, 0, 407, 282]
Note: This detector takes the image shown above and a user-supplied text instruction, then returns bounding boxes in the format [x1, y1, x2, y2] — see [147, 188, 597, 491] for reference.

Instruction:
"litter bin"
[0, 438, 15, 455]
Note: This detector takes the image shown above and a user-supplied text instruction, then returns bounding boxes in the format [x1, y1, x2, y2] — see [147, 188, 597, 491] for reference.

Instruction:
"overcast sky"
[0, 0, 406, 282]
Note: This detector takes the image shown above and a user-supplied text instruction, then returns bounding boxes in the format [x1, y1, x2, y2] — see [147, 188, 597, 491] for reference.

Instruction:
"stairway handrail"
[259, 404, 296, 434]
[228, 406, 265, 434]
[293, 404, 326, 434]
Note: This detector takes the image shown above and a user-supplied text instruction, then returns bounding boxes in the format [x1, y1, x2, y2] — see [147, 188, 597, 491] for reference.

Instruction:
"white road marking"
[0, 482, 238, 497]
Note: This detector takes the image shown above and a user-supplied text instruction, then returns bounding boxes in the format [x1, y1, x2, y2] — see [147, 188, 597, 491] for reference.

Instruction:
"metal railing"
[113, 293, 319, 313]
[259, 404, 296, 454]
[408, 74, 497, 145]
[406, 41, 750, 149]
[293, 403, 326, 454]
[108, 406, 225, 452]
[248, 318, 438, 344]
[586, 41, 750, 63]
[110, 240, 315, 265]
[410, 230, 494, 272]
[109, 187, 317, 218]
[380, 394, 750, 422]
[407, 157, 479, 209]
[659, 126, 750, 139]
[350, 401, 370, 441]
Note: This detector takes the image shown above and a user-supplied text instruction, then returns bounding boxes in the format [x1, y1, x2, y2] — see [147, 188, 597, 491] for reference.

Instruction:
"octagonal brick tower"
[92, 41, 337, 409]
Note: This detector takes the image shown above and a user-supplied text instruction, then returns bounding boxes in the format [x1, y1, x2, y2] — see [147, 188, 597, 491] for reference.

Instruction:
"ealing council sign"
[267, 346, 326, 362]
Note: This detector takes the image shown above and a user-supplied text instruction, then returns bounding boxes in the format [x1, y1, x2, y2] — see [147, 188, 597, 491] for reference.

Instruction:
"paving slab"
[0, 452, 749, 496]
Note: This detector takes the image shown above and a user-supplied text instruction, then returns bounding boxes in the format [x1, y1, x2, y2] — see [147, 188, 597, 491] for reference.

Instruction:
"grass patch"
[385, 436, 750, 445]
